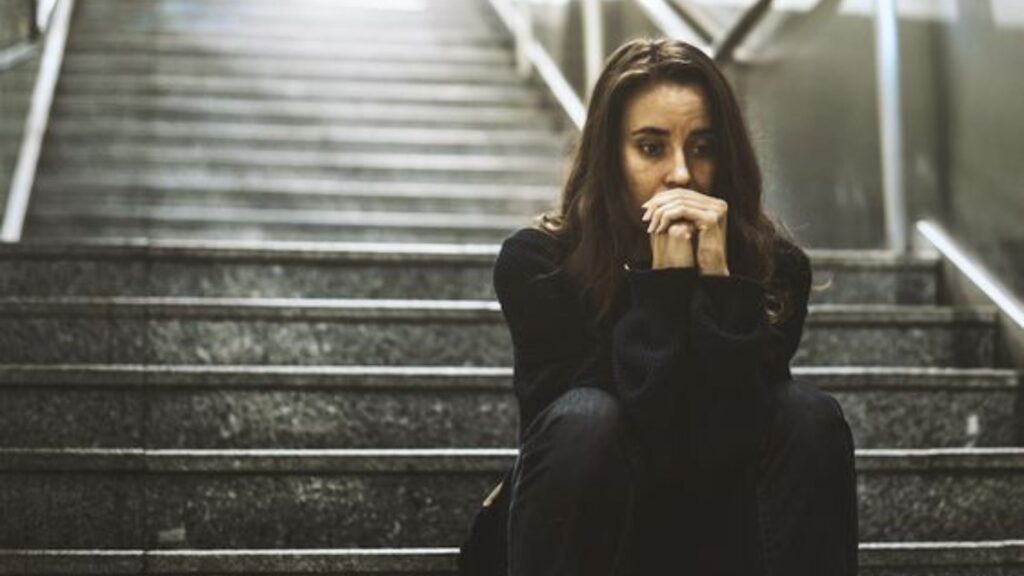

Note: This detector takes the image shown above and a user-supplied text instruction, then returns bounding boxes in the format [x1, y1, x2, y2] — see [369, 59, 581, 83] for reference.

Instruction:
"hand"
[642, 188, 730, 276]
[649, 220, 696, 270]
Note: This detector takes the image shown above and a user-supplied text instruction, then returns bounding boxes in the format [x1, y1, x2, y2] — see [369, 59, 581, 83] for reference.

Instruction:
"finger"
[675, 190, 728, 212]
[671, 197, 727, 226]
[642, 189, 724, 221]
[649, 199, 692, 233]
[649, 199, 694, 233]
[641, 188, 693, 212]
[656, 204, 717, 233]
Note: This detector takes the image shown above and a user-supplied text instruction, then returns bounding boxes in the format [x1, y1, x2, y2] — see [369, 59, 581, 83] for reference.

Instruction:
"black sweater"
[492, 227, 812, 489]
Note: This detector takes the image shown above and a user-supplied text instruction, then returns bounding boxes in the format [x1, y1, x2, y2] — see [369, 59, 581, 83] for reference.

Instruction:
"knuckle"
[668, 223, 691, 239]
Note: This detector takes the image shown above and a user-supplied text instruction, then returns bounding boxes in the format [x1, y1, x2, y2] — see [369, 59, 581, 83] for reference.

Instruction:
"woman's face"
[620, 81, 717, 218]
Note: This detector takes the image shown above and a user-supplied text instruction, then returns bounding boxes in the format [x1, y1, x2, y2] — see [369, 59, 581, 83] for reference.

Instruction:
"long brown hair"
[535, 38, 788, 330]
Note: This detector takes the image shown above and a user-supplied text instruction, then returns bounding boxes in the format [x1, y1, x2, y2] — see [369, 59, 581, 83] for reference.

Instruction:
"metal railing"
[487, 0, 908, 254]
[1, 0, 75, 243]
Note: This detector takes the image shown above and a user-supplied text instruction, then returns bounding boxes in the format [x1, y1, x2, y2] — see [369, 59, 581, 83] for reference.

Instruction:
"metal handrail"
[0, 42, 40, 72]
[666, 0, 720, 45]
[1, 0, 75, 242]
[875, 0, 907, 252]
[635, 0, 712, 55]
[0, 0, 60, 72]
[917, 221, 1024, 331]
[713, 0, 772, 62]
[487, 0, 586, 129]
[491, 0, 909, 255]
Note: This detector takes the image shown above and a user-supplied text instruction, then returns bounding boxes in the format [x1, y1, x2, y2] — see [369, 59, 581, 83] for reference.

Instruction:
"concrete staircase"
[24, 0, 566, 243]
[2, 0, 1022, 574]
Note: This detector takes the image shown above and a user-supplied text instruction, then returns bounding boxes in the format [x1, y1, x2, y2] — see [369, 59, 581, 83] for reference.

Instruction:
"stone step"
[31, 185, 558, 216]
[37, 146, 563, 182]
[2, 544, 1023, 575]
[59, 54, 523, 84]
[54, 76, 540, 105]
[23, 209, 526, 243]
[1, 447, 1023, 547]
[74, 3, 495, 29]
[38, 121, 568, 156]
[72, 2, 498, 27]
[39, 120, 565, 148]
[0, 298, 996, 367]
[0, 365, 1017, 450]
[50, 99, 549, 127]
[38, 145, 562, 176]
[31, 174, 560, 215]
[65, 36, 515, 64]
[0, 241, 939, 305]
[22, 209, 528, 243]
[69, 27, 507, 47]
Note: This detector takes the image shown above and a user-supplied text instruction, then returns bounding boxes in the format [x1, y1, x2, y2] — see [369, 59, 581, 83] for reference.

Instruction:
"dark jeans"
[506, 380, 858, 576]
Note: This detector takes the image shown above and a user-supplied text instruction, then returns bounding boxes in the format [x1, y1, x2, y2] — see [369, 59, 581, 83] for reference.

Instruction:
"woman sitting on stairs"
[460, 37, 858, 576]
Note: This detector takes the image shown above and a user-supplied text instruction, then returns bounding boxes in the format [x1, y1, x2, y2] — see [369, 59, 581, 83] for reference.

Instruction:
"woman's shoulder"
[770, 234, 811, 281]
[496, 226, 569, 275]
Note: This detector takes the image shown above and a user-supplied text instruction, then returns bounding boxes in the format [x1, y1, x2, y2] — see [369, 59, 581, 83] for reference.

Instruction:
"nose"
[664, 147, 691, 188]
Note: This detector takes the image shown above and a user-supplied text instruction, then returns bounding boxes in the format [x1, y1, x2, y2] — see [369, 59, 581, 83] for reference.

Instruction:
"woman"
[459, 38, 857, 576]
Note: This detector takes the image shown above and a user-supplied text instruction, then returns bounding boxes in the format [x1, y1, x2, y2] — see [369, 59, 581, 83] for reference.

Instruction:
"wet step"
[54, 76, 541, 105]
[0, 241, 939, 305]
[59, 54, 523, 84]
[2, 544, 1024, 575]
[0, 297, 995, 367]
[0, 365, 1017, 449]
[50, 99, 550, 127]
[2, 447, 1023, 547]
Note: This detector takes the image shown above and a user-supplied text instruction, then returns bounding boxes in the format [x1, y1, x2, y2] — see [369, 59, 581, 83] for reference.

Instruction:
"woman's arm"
[612, 246, 808, 488]
[493, 229, 614, 433]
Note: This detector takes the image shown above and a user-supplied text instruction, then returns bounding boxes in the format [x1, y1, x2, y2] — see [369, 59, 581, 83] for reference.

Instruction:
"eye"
[637, 142, 663, 158]
[690, 139, 717, 158]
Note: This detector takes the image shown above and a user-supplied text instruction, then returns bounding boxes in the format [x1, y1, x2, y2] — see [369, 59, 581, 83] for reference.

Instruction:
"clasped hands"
[641, 188, 729, 276]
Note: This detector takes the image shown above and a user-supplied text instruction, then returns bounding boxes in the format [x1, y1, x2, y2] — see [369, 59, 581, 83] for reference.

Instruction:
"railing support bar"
[514, 0, 533, 79]
[875, 0, 908, 252]
[2, 0, 74, 243]
[713, 0, 772, 62]
[582, 0, 605, 99]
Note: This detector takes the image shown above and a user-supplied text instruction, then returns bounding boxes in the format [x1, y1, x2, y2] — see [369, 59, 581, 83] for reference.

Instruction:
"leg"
[756, 379, 859, 576]
[507, 387, 639, 576]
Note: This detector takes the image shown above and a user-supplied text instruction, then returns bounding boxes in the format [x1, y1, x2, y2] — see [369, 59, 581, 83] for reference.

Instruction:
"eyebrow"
[630, 126, 714, 137]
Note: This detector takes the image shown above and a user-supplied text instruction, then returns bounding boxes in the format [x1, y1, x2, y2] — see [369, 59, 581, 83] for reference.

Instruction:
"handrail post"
[874, 0, 907, 252]
[514, 0, 533, 79]
[582, 0, 604, 100]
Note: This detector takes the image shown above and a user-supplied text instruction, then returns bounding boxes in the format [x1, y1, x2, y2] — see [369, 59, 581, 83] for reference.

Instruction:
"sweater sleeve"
[612, 263, 791, 488]
[493, 230, 614, 434]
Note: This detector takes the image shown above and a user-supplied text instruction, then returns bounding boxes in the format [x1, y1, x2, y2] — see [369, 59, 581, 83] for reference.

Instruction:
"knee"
[524, 387, 631, 466]
[768, 380, 854, 463]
